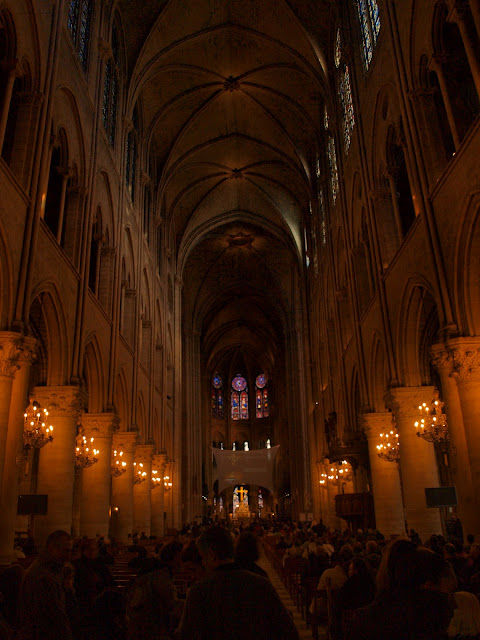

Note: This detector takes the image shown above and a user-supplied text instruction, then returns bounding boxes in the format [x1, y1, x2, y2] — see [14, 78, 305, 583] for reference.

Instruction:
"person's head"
[46, 530, 72, 564]
[366, 539, 379, 555]
[159, 540, 182, 566]
[80, 538, 98, 560]
[234, 531, 260, 563]
[197, 525, 234, 571]
[348, 556, 370, 578]
[443, 543, 456, 559]
[339, 544, 353, 564]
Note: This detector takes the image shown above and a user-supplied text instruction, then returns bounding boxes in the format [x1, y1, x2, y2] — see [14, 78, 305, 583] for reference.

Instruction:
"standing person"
[178, 525, 299, 640]
[17, 530, 73, 640]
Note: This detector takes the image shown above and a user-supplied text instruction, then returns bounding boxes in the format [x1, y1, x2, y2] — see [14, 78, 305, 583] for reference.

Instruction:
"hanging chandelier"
[414, 399, 449, 444]
[133, 462, 147, 484]
[75, 434, 99, 469]
[319, 472, 327, 488]
[327, 467, 338, 485]
[164, 474, 172, 492]
[338, 460, 353, 482]
[376, 430, 399, 463]
[111, 449, 126, 477]
[23, 401, 54, 450]
[151, 469, 162, 489]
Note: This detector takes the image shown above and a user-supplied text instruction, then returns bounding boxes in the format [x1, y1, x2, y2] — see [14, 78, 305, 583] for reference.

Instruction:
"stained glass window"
[319, 187, 327, 246]
[357, 0, 381, 69]
[126, 108, 138, 201]
[340, 65, 355, 151]
[255, 374, 269, 418]
[103, 21, 120, 147]
[231, 375, 248, 420]
[212, 373, 224, 419]
[324, 105, 329, 130]
[68, 0, 92, 71]
[328, 137, 339, 204]
[334, 28, 341, 68]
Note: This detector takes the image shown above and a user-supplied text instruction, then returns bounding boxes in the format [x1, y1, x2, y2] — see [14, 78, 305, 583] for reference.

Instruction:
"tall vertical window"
[231, 375, 248, 420]
[125, 107, 138, 201]
[212, 374, 224, 419]
[335, 29, 355, 152]
[357, 0, 381, 69]
[255, 374, 269, 419]
[102, 21, 119, 146]
[327, 136, 339, 205]
[68, 0, 92, 71]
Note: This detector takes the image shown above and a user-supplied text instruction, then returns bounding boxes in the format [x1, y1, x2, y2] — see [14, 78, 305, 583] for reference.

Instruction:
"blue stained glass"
[340, 65, 355, 152]
[68, 0, 79, 43]
[78, 0, 92, 69]
[213, 374, 222, 389]
[218, 390, 223, 418]
[231, 391, 239, 420]
[263, 389, 269, 417]
[256, 389, 263, 418]
[232, 376, 247, 391]
[368, 0, 381, 43]
[256, 373, 267, 389]
[357, 0, 373, 68]
[240, 390, 248, 419]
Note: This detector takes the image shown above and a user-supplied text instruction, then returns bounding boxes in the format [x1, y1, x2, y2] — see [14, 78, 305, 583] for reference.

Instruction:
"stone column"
[164, 459, 175, 530]
[448, 338, 480, 537]
[79, 413, 118, 537]
[364, 412, 405, 538]
[324, 461, 340, 530]
[110, 431, 138, 543]
[0, 333, 22, 485]
[431, 344, 477, 536]
[151, 452, 167, 537]
[390, 387, 442, 541]
[0, 335, 36, 564]
[33, 386, 86, 546]
[133, 445, 154, 536]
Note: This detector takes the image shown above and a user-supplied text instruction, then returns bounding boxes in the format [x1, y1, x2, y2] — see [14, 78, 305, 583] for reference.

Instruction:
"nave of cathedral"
[0, 0, 480, 562]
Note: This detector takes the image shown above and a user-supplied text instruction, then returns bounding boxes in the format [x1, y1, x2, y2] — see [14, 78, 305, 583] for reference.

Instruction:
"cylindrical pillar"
[0, 333, 20, 488]
[364, 412, 405, 538]
[133, 445, 154, 536]
[431, 344, 478, 537]
[449, 339, 480, 538]
[110, 431, 138, 543]
[151, 453, 167, 537]
[34, 386, 86, 547]
[79, 413, 118, 537]
[390, 387, 442, 541]
[0, 335, 36, 565]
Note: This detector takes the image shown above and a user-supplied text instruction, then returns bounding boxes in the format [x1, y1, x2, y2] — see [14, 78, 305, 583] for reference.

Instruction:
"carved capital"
[32, 385, 86, 418]
[387, 386, 436, 418]
[430, 345, 454, 375]
[363, 412, 395, 439]
[0, 332, 35, 377]
[135, 444, 155, 465]
[153, 452, 168, 473]
[450, 346, 480, 383]
[79, 413, 119, 439]
[112, 430, 140, 455]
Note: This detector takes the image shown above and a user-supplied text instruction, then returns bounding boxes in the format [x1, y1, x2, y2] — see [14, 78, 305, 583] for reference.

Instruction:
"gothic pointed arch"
[83, 335, 105, 412]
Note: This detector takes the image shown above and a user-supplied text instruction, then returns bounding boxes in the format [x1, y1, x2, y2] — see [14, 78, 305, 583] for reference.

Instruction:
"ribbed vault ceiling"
[124, 0, 335, 371]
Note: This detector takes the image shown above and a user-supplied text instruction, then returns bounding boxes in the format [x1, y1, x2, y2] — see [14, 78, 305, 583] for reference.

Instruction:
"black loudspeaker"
[17, 494, 48, 515]
[424, 487, 457, 508]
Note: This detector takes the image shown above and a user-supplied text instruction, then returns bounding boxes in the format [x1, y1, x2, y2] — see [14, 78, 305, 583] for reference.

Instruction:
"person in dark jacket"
[17, 530, 73, 640]
[178, 525, 299, 640]
[346, 539, 454, 640]
[234, 531, 268, 578]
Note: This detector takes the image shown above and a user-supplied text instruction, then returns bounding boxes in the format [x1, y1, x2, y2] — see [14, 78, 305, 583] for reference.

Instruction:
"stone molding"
[431, 338, 480, 383]
[79, 413, 119, 438]
[153, 453, 168, 473]
[33, 385, 86, 418]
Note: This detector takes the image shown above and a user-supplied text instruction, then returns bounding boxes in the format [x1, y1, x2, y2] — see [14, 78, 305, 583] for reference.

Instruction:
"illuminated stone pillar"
[34, 386, 86, 546]
[0, 334, 36, 565]
[324, 460, 340, 531]
[110, 431, 138, 543]
[431, 344, 478, 537]
[448, 338, 480, 537]
[79, 413, 118, 537]
[133, 445, 154, 536]
[164, 460, 175, 529]
[364, 412, 405, 538]
[390, 387, 442, 541]
[151, 452, 167, 537]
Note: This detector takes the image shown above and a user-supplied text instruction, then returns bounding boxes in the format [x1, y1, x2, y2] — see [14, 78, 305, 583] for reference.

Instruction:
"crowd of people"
[0, 518, 480, 639]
